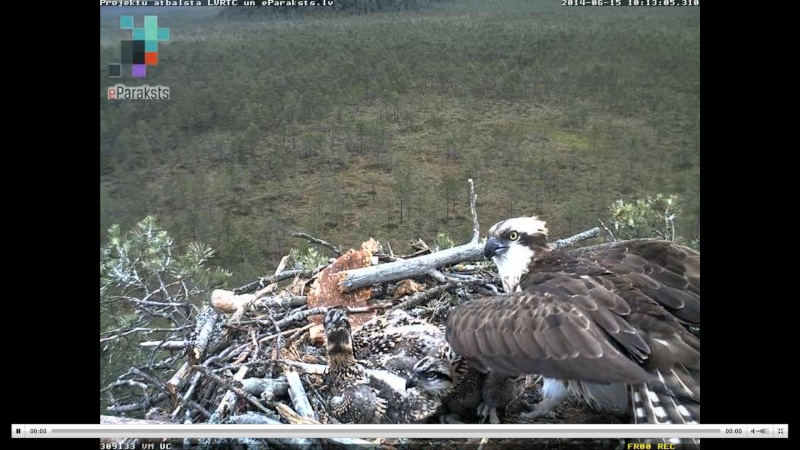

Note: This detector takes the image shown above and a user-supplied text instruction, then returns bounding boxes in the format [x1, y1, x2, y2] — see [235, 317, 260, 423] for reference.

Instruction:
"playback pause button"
[11, 425, 23, 438]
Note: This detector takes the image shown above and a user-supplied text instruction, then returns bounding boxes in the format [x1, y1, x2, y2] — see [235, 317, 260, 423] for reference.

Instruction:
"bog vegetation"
[100, 0, 699, 295]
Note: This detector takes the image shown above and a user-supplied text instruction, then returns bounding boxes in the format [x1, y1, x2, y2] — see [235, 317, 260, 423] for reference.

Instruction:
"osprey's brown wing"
[446, 269, 656, 384]
[568, 240, 700, 324]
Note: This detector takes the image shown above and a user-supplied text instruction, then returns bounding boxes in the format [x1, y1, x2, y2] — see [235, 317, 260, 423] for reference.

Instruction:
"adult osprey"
[445, 217, 700, 445]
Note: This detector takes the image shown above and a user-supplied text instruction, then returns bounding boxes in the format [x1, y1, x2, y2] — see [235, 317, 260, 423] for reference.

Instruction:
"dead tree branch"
[193, 365, 272, 416]
[468, 178, 480, 243]
[241, 376, 290, 398]
[291, 232, 342, 256]
[339, 227, 601, 293]
[286, 371, 317, 421]
[227, 413, 319, 449]
[551, 227, 600, 248]
[234, 270, 315, 295]
[393, 282, 457, 311]
[212, 288, 308, 316]
[187, 306, 223, 365]
[275, 306, 328, 329]
[338, 241, 484, 292]
[140, 340, 189, 350]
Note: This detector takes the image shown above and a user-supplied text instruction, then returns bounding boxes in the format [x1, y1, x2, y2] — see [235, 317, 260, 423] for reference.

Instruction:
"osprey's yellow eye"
[509, 231, 519, 241]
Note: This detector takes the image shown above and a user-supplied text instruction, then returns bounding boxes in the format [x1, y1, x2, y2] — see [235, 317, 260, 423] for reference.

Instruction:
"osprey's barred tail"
[631, 368, 701, 449]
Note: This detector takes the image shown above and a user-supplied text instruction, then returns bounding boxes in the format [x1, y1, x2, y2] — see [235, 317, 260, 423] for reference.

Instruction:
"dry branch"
[258, 322, 314, 344]
[99, 415, 184, 447]
[551, 227, 601, 249]
[286, 371, 317, 421]
[234, 269, 315, 295]
[100, 415, 168, 425]
[393, 282, 457, 310]
[338, 241, 485, 292]
[166, 362, 191, 395]
[227, 413, 319, 449]
[275, 402, 322, 425]
[282, 360, 328, 375]
[140, 340, 188, 350]
[275, 306, 328, 329]
[193, 365, 272, 416]
[212, 289, 307, 317]
[187, 306, 223, 365]
[468, 178, 480, 242]
[228, 413, 387, 449]
[291, 232, 342, 256]
[339, 227, 601, 293]
[240, 376, 289, 398]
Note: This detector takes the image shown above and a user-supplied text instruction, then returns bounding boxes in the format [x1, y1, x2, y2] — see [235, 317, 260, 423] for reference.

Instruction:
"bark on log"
[188, 306, 223, 365]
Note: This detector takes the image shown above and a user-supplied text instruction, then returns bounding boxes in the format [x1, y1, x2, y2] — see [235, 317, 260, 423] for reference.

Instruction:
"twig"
[426, 269, 448, 284]
[130, 368, 211, 419]
[440, 272, 483, 282]
[346, 303, 393, 314]
[281, 360, 328, 375]
[259, 323, 315, 344]
[215, 366, 249, 416]
[274, 402, 321, 425]
[227, 413, 318, 449]
[392, 282, 457, 311]
[468, 178, 480, 243]
[100, 325, 194, 343]
[301, 374, 331, 424]
[286, 371, 318, 421]
[240, 376, 289, 398]
[253, 255, 291, 298]
[268, 316, 283, 376]
[598, 219, 616, 241]
[275, 306, 328, 329]
[234, 270, 315, 295]
[173, 371, 203, 421]
[291, 232, 342, 256]
[192, 365, 272, 416]
[255, 295, 308, 310]
[139, 340, 188, 350]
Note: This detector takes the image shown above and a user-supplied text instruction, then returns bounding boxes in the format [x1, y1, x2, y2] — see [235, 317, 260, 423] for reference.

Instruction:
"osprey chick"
[324, 308, 448, 424]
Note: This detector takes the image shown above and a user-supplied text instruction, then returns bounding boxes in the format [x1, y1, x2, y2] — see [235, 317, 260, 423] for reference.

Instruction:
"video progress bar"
[9, 424, 789, 439]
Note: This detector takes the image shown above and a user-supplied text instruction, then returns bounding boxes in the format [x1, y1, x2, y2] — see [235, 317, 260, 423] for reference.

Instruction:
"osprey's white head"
[484, 216, 549, 293]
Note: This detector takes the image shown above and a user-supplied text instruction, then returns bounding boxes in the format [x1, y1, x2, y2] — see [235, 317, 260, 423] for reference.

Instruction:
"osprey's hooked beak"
[484, 236, 508, 259]
[405, 376, 418, 390]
